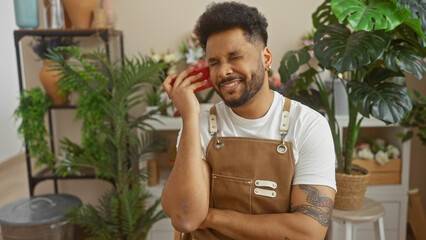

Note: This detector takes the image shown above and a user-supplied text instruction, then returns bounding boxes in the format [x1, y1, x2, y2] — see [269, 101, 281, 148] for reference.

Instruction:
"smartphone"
[171, 66, 213, 93]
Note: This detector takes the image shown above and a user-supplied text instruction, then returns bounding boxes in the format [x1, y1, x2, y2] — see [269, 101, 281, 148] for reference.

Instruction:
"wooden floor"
[0, 153, 29, 208]
[0, 153, 420, 240]
[0, 153, 28, 240]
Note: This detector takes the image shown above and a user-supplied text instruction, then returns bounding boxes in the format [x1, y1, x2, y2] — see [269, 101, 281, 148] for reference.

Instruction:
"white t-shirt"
[177, 91, 336, 191]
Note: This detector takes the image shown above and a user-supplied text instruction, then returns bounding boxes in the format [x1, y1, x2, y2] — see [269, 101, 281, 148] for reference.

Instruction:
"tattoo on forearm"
[290, 185, 334, 227]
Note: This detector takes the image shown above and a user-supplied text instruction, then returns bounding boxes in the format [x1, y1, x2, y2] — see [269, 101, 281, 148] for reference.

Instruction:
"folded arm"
[201, 184, 335, 240]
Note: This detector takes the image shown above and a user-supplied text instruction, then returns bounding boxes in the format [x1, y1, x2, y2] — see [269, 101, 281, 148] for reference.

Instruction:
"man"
[161, 2, 336, 239]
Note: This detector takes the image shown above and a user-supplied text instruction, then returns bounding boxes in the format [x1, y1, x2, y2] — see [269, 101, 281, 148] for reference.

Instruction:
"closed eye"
[209, 61, 218, 67]
[229, 56, 242, 61]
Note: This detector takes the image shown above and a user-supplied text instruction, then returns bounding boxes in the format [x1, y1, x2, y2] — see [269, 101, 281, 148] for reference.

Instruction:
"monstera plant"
[279, 0, 425, 175]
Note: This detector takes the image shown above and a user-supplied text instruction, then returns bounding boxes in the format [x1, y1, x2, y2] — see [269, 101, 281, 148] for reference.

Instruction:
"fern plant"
[46, 46, 168, 239]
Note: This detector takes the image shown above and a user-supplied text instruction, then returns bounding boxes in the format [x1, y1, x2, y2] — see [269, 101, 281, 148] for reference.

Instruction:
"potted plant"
[37, 46, 168, 239]
[31, 36, 77, 105]
[278, 0, 425, 210]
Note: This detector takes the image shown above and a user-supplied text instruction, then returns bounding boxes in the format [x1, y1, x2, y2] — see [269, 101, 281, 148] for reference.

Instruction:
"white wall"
[112, 0, 322, 71]
[0, 1, 23, 163]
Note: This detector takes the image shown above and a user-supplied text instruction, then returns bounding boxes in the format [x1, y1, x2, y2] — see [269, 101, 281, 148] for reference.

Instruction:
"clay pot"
[39, 60, 68, 105]
[62, 0, 98, 29]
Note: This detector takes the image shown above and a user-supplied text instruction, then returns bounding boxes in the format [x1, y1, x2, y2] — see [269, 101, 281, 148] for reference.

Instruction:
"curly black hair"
[194, 2, 268, 50]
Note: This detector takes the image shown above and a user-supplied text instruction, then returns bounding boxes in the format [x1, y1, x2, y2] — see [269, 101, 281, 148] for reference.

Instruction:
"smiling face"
[206, 28, 270, 108]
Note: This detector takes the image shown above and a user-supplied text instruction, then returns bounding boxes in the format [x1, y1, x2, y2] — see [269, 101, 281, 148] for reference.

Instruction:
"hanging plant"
[14, 87, 56, 169]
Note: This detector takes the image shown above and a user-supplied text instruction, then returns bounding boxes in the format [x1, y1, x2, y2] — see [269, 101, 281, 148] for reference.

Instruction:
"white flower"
[174, 50, 184, 61]
[185, 46, 204, 64]
[373, 138, 386, 147]
[151, 54, 162, 63]
[159, 91, 170, 105]
[387, 145, 400, 158]
[164, 53, 178, 64]
[375, 150, 389, 165]
[167, 65, 178, 75]
[357, 148, 374, 159]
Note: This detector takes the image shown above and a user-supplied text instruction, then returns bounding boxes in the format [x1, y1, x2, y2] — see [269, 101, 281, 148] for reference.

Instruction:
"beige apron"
[180, 98, 295, 240]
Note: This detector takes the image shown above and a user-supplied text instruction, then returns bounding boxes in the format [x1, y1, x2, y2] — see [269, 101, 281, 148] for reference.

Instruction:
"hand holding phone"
[171, 66, 212, 93]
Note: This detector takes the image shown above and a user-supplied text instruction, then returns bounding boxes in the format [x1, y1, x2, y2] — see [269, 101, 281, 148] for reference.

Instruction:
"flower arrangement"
[355, 139, 400, 165]
[147, 33, 214, 115]
[31, 36, 77, 60]
[149, 49, 180, 75]
[179, 33, 208, 69]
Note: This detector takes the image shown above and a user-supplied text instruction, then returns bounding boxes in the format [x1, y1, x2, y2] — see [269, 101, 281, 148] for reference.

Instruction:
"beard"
[214, 62, 265, 108]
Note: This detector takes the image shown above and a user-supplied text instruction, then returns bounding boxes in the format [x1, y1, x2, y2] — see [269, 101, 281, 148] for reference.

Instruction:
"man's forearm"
[203, 209, 327, 240]
[161, 116, 210, 232]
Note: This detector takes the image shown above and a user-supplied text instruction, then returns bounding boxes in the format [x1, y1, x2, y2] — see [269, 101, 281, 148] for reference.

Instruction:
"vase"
[13, 0, 39, 29]
[39, 60, 68, 105]
[334, 166, 370, 210]
[43, 0, 65, 29]
[62, 0, 98, 29]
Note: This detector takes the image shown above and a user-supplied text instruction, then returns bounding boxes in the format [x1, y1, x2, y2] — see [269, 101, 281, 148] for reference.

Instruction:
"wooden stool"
[331, 198, 385, 240]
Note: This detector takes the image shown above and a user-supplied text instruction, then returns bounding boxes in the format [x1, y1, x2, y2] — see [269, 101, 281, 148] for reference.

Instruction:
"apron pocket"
[211, 174, 252, 213]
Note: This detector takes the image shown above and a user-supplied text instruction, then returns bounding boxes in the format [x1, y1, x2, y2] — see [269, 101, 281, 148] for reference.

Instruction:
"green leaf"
[312, 0, 340, 28]
[384, 45, 426, 80]
[348, 73, 412, 123]
[313, 24, 391, 73]
[278, 48, 311, 83]
[331, 0, 412, 32]
[403, 18, 426, 42]
[397, 0, 426, 38]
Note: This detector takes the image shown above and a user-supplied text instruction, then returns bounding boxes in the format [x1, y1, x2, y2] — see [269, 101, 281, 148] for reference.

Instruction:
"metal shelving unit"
[14, 29, 124, 196]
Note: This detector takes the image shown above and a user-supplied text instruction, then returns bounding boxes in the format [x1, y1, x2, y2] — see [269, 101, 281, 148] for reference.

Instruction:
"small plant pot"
[334, 165, 370, 210]
[62, 0, 98, 29]
[39, 60, 68, 105]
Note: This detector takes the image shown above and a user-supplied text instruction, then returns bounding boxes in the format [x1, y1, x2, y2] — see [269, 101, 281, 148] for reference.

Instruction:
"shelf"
[146, 115, 182, 131]
[14, 29, 122, 41]
[145, 103, 214, 131]
[14, 29, 125, 196]
[33, 167, 97, 179]
[49, 105, 77, 110]
[335, 114, 399, 128]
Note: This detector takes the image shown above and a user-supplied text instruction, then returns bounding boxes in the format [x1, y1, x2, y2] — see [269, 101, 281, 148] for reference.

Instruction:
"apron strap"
[208, 97, 291, 137]
[280, 97, 291, 134]
[277, 97, 291, 154]
[209, 106, 219, 136]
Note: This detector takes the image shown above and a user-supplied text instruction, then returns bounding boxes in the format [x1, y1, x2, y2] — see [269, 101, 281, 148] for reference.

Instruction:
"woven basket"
[335, 166, 370, 210]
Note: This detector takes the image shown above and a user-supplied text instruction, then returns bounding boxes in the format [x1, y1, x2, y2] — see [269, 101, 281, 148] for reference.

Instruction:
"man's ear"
[263, 47, 273, 70]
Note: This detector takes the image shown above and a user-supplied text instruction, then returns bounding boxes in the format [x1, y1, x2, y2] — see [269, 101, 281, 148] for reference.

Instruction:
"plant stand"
[14, 29, 124, 196]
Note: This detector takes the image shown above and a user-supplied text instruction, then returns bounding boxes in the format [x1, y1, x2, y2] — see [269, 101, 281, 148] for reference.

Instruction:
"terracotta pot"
[62, 1, 72, 29]
[39, 60, 68, 105]
[334, 166, 370, 210]
[62, 0, 98, 29]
